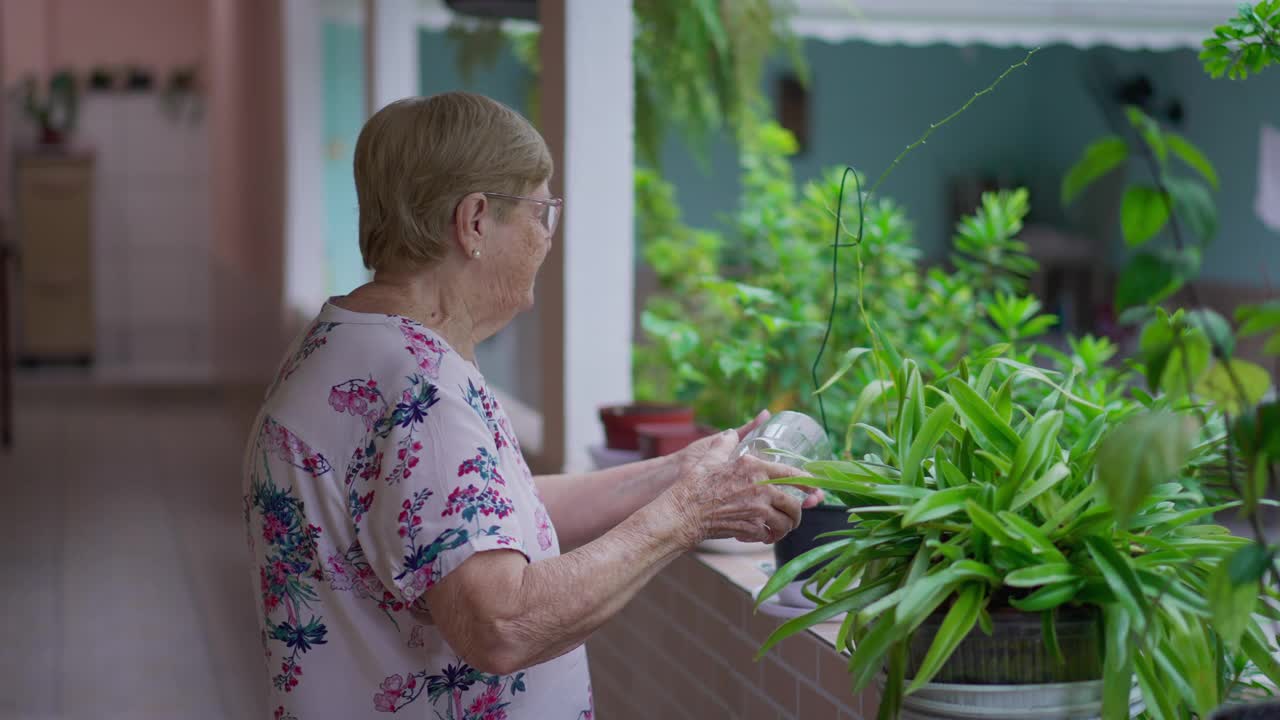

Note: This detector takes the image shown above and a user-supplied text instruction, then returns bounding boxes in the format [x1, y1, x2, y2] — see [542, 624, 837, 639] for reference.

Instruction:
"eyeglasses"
[482, 192, 563, 235]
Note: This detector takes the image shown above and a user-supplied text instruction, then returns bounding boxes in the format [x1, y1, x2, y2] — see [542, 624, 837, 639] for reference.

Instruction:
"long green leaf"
[1135, 652, 1178, 720]
[1085, 536, 1147, 619]
[1042, 610, 1064, 667]
[935, 456, 969, 490]
[1102, 605, 1134, 720]
[998, 511, 1068, 563]
[904, 584, 984, 693]
[815, 347, 872, 394]
[849, 612, 903, 693]
[1004, 563, 1078, 588]
[965, 501, 1026, 551]
[1001, 410, 1064, 510]
[1009, 580, 1085, 611]
[1121, 185, 1171, 247]
[1243, 624, 1280, 689]
[757, 579, 884, 657]
[756, 539, 855, 608]
[946, 379, 1020, 458]
[900, 403, 956, 488]
[1010, 462, 1070, 512]
[902, 485, 975, 526]
[1208, 552, 1259, 650]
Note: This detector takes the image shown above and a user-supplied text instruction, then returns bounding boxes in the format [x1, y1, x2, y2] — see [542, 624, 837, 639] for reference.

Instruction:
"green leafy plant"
[1201, 0, 1280, 79]
[755, 342, 1280, 719]
[445, 0, 806, 166]
[634, 123, 1049, 442]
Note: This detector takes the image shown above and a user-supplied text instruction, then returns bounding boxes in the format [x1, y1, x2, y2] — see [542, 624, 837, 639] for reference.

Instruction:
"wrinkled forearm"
[533, 455, 678, 549]
[480, 494, 690, 673]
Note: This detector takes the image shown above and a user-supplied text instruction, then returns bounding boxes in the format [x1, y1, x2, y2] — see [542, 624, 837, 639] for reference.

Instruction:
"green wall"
[417, 31, 1279, 286]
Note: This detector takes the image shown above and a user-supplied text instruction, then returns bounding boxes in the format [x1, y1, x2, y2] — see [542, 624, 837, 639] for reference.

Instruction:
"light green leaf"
[1121, 185, 1171, 247]
[848, 613, 903, 693]
[935, 456, 969, 491]
[1001, 410, 1064, 509]
[1135, 652, 1178, 720]
[1095, 411, 1199, 526]
[998, 512, 1067, 563]
[902, 485, 976, 526]
[945, 379, 1020, 459]
[1004, 563, 1078, 588]
[1208, 551, 1258, 650]
[756, 539, 855, 608]
[1243, 624, 1280, 689]
[1062, 136, 1129, 205]
[1195, 359, 1273, 414]
[1126, 106, 1167, 164]
[1011, 463, 1070, 512]
[815, 347, 871, 395]
[900, 404, 956, 488]
[1187, 308, 1235, 358]
[1167, 133, 1219, 189]
[904, 584, 984, 694]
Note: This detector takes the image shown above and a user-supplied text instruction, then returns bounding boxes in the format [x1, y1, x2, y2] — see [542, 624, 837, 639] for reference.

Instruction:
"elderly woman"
[242, 91, 819, 718]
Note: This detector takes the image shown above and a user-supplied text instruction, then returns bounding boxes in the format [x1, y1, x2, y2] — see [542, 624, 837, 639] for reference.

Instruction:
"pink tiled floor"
[0, 379, 267, 719]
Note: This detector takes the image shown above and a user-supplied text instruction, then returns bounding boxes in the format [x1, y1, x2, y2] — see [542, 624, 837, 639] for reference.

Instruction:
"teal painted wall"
[417, 31, 1279, 286]
[323, 21, 369, 296]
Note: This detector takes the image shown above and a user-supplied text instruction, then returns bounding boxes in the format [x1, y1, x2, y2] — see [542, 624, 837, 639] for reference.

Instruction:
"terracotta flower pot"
[598, 403, 693, 451]
[636, 422, 717, 458]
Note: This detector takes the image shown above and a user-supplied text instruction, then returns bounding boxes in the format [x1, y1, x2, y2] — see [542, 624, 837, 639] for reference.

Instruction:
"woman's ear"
[453, 192, 489, 252]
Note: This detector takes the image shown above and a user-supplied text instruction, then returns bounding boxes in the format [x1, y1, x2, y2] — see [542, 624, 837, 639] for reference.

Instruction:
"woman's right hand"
[661, 430, 818, 549]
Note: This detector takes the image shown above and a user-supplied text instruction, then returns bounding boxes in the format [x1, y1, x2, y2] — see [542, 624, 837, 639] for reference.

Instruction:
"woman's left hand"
[668, 410, 824, 510]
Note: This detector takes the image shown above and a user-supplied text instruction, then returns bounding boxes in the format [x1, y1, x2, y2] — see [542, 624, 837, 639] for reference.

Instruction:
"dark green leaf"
[1085, 536, 1147, 619]
[848, 613, 903, 693]
[1243, 625, 1280, 689]
[1227, 542, 1274, 585]
[1116, 252, 1184, 311]
[1042, 610, 1064, 667]
[1011, 463, 1070, 513]
[1010, 580, 1085, 611]
[1120, 185, 1171, 247]
[1062, 136, 1129, 205]
[1187, 308, 1235, 358]
[1165, 176, 1217, 243]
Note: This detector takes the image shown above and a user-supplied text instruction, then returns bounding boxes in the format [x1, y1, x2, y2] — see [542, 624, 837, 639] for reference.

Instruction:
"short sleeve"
[342, 372, 528, 605]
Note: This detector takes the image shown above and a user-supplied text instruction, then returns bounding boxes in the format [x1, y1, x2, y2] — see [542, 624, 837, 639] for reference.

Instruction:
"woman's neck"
[339, 265, 500, 362]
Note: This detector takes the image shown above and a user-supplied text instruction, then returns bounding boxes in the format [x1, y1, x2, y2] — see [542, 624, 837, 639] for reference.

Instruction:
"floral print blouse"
[242, 301, 592, 719]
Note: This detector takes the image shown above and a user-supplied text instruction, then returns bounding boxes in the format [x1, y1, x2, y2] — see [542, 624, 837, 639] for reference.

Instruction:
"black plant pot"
[1211, 701, 1280, 719]
[773, 504, 851, 581]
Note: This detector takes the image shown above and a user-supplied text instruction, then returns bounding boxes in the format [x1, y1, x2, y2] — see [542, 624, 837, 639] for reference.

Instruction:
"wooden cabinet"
[15, 152, 95, 363]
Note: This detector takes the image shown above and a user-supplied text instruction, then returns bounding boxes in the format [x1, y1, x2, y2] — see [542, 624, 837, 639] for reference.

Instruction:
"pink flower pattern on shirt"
[262, 416, 333, 476]
[244, 310, 585, 718]
[398, 317, 448, 379]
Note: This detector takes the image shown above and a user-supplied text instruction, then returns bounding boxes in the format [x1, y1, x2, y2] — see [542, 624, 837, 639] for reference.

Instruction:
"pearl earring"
[471, 249, 481, 258]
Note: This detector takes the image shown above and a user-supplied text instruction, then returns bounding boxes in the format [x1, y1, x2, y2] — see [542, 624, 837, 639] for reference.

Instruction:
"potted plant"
[755, 339, 1280, 719]
[20, 70, 79, 147]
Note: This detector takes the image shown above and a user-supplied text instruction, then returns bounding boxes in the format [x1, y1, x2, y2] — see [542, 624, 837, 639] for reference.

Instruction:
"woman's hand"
[661, 424, 824, 549]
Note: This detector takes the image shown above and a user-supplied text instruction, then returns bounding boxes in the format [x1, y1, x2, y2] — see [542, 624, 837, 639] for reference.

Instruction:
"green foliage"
[634, 121, 1046, 439]
[1201, 0, 1280, 79]
[447, 2, 805, 167]
[755, 347, 1275, 720]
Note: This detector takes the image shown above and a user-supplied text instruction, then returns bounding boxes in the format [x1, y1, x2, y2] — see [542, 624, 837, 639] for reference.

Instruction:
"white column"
[537, 0, 635, 472]
[370, 0, 420, 109]
[281, 0, 328, 323]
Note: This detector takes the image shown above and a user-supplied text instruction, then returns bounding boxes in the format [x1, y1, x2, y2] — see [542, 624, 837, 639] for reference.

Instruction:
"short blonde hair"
[354, 92, 552, 272]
